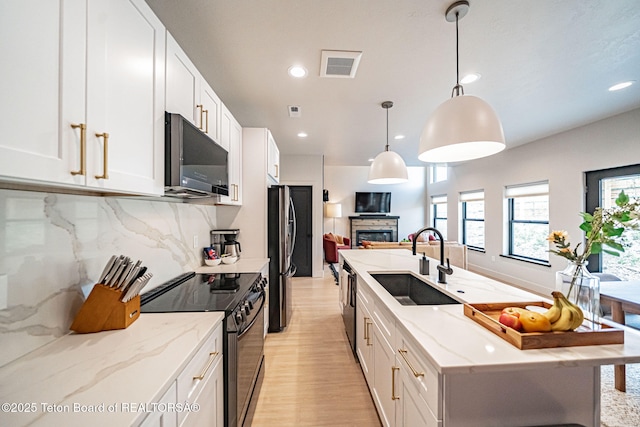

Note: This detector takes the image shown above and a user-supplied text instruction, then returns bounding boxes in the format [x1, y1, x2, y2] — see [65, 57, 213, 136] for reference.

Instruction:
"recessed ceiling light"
[460, 73, 481, 84]
[608, 80, 635, 91]
[368, 158, 375, 162]
[297, 132, 308, 138]
[394, 135, 405, 140]
[288, 65, 307, 78]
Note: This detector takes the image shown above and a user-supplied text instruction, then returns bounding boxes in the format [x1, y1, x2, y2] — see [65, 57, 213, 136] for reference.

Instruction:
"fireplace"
[356, 230, 393, 246]
[349, 215, 399, 248]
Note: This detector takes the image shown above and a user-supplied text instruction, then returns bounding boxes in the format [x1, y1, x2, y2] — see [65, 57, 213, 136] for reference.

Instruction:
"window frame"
[504, 182, 550, 265]
[461, 191, 485, 251]
[431, 195, 448, 239]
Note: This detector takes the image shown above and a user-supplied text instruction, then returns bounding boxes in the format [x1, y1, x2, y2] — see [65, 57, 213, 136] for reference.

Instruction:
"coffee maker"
[210, 229, 241, 258]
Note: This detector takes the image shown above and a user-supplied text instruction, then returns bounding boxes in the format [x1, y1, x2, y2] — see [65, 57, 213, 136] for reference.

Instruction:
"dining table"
[600, 280, 640, 392]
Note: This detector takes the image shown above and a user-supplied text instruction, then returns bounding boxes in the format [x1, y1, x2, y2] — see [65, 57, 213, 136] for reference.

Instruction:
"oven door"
[236, 293, 265, 426]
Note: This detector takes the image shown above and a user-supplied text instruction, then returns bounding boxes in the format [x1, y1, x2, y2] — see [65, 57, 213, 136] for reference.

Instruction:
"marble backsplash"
[0, 189, 219, 367]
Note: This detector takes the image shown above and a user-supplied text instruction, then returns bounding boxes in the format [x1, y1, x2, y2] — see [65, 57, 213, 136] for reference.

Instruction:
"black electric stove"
[140, 271, 261, 314]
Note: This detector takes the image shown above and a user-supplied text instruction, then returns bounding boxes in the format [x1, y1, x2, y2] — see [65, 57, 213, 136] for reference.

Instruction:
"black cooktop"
[141, 272, 260, 314]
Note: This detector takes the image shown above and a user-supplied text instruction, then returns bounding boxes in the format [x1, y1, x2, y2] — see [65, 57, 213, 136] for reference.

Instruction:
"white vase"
[555, 260, 600, 329]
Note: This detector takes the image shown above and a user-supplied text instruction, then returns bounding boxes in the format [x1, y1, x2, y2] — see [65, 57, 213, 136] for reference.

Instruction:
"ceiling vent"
[288, 105, 301, 118]
[320, 50, 362, 78]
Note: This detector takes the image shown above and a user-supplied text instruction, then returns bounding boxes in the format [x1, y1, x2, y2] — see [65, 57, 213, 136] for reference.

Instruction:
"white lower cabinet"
[357, 287, 442, 427]
[356, 293, 373, 386]
[140, 381, 178, 427]
[140, 321, 223, 427]
[177, 323, 224, 427]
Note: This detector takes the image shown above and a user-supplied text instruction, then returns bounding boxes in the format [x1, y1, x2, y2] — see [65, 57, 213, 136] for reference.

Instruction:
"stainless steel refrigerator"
[267, 185, 297, 332]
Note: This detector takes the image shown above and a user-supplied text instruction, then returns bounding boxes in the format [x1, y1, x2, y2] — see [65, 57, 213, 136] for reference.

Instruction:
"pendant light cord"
[385, 106, 389, 151]
[451, 10, 464, 98]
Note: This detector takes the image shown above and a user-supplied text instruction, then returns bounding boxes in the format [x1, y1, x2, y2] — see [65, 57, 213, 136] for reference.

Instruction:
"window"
[506, 182, 549, 263]
[429, 165, 448, 183]
[431, 195, 448, 240]
[461, 191, 484, 250]
[586, 164, 640, 280]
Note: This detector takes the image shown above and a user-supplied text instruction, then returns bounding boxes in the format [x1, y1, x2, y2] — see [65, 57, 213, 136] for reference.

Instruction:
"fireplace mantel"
[349, 216, 399, 248]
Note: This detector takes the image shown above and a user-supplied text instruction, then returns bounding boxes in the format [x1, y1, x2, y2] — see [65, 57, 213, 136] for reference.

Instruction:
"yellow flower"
[559, 248, 572, 254]
[547, 230, 568, 241]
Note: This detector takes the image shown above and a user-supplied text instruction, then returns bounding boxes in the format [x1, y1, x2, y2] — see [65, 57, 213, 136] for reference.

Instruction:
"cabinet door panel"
[166, 33, 199, 125]
[86, 0, 164, 194]
[398, 367, 440, 427]
[201, 83, 222, 146]
[373, 324, 396, 427]
[181, 356, 224, 427]
[0, 0, 85, 185]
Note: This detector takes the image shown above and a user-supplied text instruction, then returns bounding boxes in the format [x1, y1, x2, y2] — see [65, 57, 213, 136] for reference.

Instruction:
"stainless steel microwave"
[164, 112, 229, 198]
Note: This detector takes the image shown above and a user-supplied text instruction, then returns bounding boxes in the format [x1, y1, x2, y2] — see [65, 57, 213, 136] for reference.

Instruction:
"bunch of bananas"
[542, 291, 584, 331]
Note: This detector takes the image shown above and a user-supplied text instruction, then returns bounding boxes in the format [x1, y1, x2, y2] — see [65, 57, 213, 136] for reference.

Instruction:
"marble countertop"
[0, 312, 224, 427]
[195, 258, 269, 274]
[340, 249, 640, 375]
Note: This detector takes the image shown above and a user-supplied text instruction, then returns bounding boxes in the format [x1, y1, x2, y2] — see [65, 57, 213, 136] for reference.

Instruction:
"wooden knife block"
[70, 284, 140, 334]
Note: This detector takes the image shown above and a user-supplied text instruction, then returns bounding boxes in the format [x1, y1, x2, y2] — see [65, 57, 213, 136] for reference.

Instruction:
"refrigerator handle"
[289, 197, 297, 257]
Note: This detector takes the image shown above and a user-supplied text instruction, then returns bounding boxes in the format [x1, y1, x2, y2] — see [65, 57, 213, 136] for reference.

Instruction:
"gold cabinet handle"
[363, 316, 369, 341]
[95, 132, 109, 180]
[70, 123, 86, 176]
[193, 351, 219, 380]
[233, 183, 239, 201]
[398, 349, 424, 378]
[366, 319, 373, 346]
[203, 108, 209, 133]
[274, 164, 279, 178]
[391, 366, 400, 400]
[197, 104, 204, 130]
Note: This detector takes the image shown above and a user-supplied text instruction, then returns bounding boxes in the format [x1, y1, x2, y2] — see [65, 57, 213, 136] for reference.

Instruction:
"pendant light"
[368, 101, 409, 184]
[418, 0, 505, 163]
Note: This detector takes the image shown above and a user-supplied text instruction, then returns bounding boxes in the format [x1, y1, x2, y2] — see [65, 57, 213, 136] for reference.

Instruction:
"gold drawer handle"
[366, 319, 373, 346]
[398, 349, 424, 378]
[193, 351, 219, 380]
[70, 123, 86, 176]
[274, 164, 279, 178]
[203, 108, 209, 133]
[391, 366, 400, 400]
[95, 132, 109, 179]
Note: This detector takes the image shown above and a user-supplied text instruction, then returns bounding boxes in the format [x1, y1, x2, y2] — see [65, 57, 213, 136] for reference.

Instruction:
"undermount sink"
[370, 273, 461, 306]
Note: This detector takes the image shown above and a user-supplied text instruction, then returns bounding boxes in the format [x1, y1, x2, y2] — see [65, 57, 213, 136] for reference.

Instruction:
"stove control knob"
[235, 311, 244, 324]
[243, 302, 251, 315]
[247, 300, 254, 310]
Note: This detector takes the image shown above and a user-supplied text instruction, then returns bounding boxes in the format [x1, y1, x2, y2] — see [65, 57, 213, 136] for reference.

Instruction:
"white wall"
[428, 108, 640, 295]
[323, 166, 428, 242]
[280, 154, 325, 278]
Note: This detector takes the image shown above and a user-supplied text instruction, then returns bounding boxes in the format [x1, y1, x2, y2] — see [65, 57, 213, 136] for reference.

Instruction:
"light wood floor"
[251, 268, 381, 426]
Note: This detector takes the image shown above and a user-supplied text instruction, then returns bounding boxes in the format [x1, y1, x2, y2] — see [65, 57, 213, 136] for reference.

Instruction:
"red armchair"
[323, 233, 350, 264]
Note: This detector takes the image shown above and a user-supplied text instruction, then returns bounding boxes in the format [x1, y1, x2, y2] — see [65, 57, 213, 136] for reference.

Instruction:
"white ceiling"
[145, 0, 640, 167]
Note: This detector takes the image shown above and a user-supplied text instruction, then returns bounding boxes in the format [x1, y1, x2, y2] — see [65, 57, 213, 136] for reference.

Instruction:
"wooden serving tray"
[463, 301, 624, 350]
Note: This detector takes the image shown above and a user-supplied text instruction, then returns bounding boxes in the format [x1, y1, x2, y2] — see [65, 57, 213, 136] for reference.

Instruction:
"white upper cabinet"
[267, 132, 280, 184]
[0, 0, 165, 196]
[0, 0, 85, 186]
[166, 33, 223, 147]
[218, 105, 243, 205]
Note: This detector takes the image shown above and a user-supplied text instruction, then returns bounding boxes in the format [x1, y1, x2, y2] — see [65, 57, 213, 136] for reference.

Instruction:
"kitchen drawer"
[372, 300, 395, 350]
[397, 333, 441, 419]
[357, 279, 374, 314]
[176, 322, 223, 424]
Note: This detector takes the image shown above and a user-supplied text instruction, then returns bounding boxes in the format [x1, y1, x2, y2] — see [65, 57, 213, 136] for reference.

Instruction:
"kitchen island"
[340, 249, 640, 427]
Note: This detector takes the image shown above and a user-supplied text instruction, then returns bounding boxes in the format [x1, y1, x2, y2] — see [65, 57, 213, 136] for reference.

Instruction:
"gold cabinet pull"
[193, 352, 219, 380]
[363, 316, 369, 341]
[366, 319, 373, 346]
[203, 108, 209, 133]
[398, 349, 424, 378]
[95, 132, 109, 180]
[233, 183, 239, 201]
[70, 123, 86, 176]
[391, 366, 400, 400]
[197, 104, 204, 130]
[274, 164, 279, 178]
